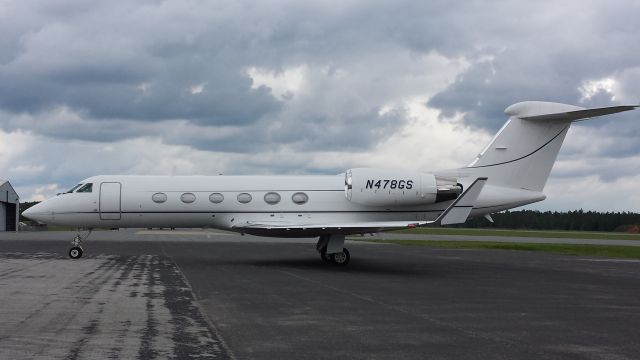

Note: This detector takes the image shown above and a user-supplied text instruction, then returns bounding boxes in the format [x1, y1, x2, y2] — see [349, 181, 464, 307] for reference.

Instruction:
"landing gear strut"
[69, 229, 92, 259]
[316, 234, 350, 266]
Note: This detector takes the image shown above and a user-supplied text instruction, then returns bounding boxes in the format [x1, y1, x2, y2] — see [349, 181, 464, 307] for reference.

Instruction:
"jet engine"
[344, 168, 462, 206]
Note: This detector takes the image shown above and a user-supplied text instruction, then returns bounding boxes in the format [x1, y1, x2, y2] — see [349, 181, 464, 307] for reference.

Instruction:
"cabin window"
[181, 193, 196, 203]
[76, 183, 93, 193]
[237, 193, 252, 204]
[291, 192, 309, 205]
[209, 193, 224, 203]
[264, 192, 281, 205]
[66, 184, 83, 193]
[152, 192, 167, 203]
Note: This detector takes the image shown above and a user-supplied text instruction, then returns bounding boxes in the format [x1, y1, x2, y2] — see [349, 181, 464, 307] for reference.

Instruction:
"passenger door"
[99, 182, 121, 220]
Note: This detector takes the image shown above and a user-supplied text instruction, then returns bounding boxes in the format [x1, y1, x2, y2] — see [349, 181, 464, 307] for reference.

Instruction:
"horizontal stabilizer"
[505, 101, 638, 122]
[520, 105, 638, 122]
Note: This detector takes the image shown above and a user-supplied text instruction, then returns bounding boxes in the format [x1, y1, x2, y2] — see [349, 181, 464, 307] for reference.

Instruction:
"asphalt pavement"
[1, 229, 640, 359]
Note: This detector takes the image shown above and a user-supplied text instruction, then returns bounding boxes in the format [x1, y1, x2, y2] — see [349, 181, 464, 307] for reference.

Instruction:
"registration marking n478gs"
[365, 179, 413, 190]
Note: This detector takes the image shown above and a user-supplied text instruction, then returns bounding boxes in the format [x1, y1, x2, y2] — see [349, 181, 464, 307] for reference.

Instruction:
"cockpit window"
[76, 183, 93, 193]
[66, 184, 83, 193]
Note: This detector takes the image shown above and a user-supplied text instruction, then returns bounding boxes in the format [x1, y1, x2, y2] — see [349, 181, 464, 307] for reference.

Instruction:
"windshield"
[65, 184, 83, 193]
[76, 183, 93, 193]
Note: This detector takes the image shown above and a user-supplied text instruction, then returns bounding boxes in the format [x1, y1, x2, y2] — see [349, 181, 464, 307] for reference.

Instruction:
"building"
[0, 179, 19, 232]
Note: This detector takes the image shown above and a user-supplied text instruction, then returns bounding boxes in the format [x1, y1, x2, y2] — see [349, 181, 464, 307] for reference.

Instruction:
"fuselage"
[24, 174, 545, 236]
[20, 101, 636, 263]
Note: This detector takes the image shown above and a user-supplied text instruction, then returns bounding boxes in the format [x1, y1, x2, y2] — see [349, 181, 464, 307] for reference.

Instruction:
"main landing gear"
[69, 229, 93, 259]
[316, 234, 350, 266]
[322, 248, 350, 265]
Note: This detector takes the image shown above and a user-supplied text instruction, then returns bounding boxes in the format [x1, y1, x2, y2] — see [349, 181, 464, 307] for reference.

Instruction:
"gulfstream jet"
[23, 101, 637, 265]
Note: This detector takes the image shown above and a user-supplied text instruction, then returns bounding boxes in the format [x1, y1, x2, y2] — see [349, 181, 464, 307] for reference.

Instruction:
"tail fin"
[464, 101, 637, 191]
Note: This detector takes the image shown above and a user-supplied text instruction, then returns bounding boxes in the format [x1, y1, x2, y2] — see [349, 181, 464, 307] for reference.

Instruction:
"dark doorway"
[6, 202, 16, 231]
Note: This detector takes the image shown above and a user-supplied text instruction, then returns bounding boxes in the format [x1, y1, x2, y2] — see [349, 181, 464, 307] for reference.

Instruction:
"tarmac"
[1, 229, 640, 359]
[368, 232, 640, 246]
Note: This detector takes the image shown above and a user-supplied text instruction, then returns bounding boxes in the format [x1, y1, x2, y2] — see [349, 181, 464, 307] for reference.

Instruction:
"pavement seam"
[158, 241, 237, 360]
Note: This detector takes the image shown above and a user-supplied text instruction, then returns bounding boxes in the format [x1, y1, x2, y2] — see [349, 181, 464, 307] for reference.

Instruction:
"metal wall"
[0, 202, 6, 231]
[0, 182, 19, 231]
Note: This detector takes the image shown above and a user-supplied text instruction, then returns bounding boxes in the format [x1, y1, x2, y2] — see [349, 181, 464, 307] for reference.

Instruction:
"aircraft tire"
[69, 246, 83, 259]
[331, 248, 350, 266]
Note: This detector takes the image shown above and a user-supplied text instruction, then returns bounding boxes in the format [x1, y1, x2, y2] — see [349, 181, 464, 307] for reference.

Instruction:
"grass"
[362, 239, 640, 260]
[394, 227, 640, 241]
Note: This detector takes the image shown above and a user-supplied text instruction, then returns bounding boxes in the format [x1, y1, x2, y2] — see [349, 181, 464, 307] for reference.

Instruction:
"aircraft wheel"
[331, 248, 350, 266]
[69, 246, 83, 259]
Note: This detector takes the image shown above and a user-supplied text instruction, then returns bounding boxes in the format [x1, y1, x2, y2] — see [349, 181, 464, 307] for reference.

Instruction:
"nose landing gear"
[69, 246, 83, 259]
[69, 229, 92, 259]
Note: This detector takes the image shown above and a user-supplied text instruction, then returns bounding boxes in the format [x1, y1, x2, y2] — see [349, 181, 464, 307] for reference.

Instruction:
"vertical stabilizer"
[463, 101, 637, 191]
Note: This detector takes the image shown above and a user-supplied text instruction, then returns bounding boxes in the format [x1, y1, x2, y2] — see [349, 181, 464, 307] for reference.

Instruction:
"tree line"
[19, 202, 40, 222]
[459, 209, 640, 232]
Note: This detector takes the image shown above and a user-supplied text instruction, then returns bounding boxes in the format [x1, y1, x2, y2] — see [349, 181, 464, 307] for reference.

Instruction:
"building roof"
[0, 179, 19, 202]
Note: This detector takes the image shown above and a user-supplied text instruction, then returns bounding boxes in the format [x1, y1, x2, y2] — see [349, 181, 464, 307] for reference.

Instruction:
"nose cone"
[22, 202, 52, 224]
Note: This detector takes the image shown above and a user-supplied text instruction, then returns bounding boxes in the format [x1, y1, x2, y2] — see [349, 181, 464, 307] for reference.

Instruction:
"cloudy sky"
[1, 0, 639, 211]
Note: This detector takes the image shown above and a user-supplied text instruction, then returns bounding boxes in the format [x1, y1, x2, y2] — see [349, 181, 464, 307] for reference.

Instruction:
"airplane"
[23, 101, 638, 265]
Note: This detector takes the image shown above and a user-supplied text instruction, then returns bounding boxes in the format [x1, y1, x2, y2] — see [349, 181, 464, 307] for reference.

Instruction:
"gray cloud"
[2, 0, 640, 206]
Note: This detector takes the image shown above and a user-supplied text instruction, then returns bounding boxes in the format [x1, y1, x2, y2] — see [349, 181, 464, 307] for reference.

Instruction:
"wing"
[232, 177, 487, 234]
[236, 220, 428, 231]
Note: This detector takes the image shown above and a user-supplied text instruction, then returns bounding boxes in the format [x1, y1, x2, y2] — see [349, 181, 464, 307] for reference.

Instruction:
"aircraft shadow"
[225, 257, 440, 276]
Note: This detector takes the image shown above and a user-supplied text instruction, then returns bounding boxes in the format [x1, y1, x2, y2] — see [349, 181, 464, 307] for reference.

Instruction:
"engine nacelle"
[344, 168, 462, 207]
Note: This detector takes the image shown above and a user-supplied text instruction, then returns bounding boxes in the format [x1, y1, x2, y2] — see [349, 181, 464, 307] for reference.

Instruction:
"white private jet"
[23, 101, 637, 265]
